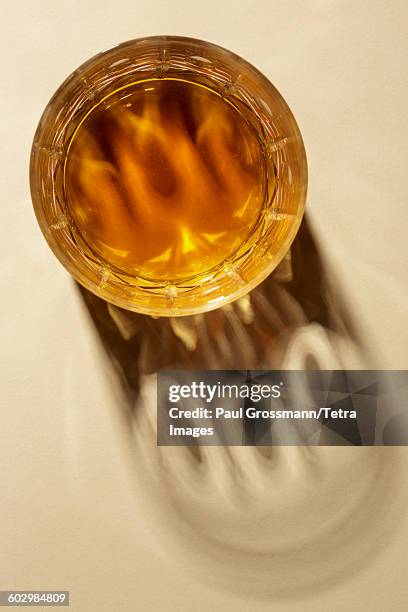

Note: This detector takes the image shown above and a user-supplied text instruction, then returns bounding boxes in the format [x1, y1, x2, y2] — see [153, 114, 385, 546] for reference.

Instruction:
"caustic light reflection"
[78, 222, 408, 597]
[64, 78, 266, 280]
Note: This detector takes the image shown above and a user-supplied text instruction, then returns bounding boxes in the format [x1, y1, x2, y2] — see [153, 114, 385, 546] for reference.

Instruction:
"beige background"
[1, 1, 408, 610]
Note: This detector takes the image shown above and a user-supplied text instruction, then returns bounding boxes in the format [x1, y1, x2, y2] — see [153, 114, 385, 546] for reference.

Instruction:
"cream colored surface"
[1, 1, 408, 610]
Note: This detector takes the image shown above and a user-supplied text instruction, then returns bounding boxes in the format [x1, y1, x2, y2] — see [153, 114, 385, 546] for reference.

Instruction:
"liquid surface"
[64, 78, 265, 280]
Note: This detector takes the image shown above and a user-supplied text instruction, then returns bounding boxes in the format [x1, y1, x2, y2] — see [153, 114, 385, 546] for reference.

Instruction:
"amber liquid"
[64, 78, 268, 281]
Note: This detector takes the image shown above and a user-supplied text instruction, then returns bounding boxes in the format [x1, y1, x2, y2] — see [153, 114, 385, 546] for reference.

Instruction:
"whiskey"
[64, 78, 269, 281]
[31, 36, 307, 315]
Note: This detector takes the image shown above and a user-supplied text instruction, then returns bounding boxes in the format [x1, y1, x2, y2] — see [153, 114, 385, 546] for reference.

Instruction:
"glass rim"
[30, 35, 308, 317]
